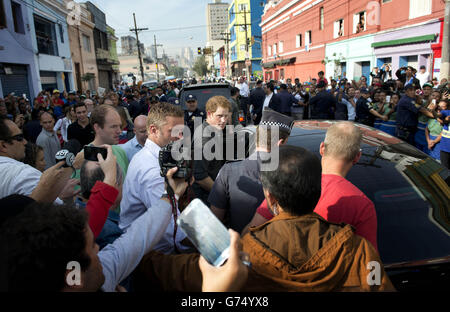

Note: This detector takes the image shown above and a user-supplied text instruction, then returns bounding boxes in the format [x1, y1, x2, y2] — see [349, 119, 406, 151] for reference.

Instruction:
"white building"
[206, 0, 228, 71]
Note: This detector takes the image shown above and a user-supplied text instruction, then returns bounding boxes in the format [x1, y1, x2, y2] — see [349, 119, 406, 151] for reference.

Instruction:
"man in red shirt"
[243, 121, 378, 251]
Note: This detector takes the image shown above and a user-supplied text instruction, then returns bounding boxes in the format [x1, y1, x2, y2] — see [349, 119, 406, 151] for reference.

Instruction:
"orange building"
[261, 0, 445, 82]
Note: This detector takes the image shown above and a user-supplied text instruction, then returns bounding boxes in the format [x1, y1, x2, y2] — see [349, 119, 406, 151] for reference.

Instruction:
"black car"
[179, 83, 232, 112]
[246, 120, 450, 291]
[179, 83, 246, 126]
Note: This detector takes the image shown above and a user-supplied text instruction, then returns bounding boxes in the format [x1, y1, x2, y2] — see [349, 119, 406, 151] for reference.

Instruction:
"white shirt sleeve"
[54, 119, 63, 132]
[99, 199, 172, 292]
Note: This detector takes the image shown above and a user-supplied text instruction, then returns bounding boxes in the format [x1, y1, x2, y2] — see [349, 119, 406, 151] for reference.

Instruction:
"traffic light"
[198, 47, 202, 55]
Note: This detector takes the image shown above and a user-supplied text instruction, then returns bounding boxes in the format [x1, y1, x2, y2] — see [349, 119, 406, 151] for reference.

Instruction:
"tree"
[322, 53, 346, 79]
[193, 55, 209, 77]
[167, 66, 185, 78]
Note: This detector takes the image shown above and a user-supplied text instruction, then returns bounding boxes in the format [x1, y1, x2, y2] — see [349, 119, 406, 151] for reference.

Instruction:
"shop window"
[34, 14, 59, 56]
[296, 34, 302, 48]
[12, 2, 25, 34]
[305, 31, 312, 46]
[409, 0, 431, 19]
[319, 7, 324, 30]
[353, 11, 366, 34]
[0, 0, 6, 29]
[334, 19, 344, 38]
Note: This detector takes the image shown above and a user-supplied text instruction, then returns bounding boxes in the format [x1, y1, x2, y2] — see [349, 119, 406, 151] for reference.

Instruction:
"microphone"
[55, 139, 81, 167]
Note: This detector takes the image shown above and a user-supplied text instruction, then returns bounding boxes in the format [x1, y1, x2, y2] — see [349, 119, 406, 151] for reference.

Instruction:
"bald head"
[104, 99, 113, 106]
[323, 122, 362, 162]
[133, 115, 148, 146]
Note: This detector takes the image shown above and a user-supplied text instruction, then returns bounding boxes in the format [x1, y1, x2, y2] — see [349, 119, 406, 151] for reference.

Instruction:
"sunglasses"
[8, 134, 25, 142]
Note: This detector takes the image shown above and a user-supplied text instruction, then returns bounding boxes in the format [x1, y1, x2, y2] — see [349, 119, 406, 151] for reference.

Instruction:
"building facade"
[107, 25, 120, 86]
[206, 0, 229, 74]
[84, 1, 114, 91]
[0, 0, 40, 99]
[229, 0, 265, 78]
[31, 0, 75, 93]
[261, 0, 445, 82]
[66, 0, 98, 93]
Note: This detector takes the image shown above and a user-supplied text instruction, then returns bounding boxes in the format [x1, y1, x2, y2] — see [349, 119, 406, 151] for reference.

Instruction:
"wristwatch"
[161, 191, 180, 202]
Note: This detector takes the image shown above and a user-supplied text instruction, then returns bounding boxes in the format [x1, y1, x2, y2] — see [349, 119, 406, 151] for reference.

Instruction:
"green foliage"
[193, 55, 209, 77]
[167, 66, 185, 78]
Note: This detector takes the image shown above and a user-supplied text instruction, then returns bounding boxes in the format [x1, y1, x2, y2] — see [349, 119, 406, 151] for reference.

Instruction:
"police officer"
[207, 108, 294, 234]
[355, 88, 387, 127]
[270, 84, 300, 116]
[309, 80, 336, 119]
[396, 85, 437, 145]
[184, 94, 205, 138]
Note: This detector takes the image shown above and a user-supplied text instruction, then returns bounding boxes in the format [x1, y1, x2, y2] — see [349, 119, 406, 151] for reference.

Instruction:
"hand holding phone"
[84, 146, 107, 161]
[177, 199, 231, 267]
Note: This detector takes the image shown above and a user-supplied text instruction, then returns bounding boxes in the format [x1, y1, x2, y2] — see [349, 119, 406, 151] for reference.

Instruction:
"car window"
[288, 134, 450, 265]
[180, 86, 231, 111]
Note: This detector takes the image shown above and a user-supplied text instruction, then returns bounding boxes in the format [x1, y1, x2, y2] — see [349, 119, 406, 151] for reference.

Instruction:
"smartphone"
[177, 199, 230, 267]
[84, 146, 107, 161]
[432, 99, 436, 105]
[386, 95, 391, 103]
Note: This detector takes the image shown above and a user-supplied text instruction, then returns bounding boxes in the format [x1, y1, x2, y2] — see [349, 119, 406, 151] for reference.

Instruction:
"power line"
[114, 25, 208, 35]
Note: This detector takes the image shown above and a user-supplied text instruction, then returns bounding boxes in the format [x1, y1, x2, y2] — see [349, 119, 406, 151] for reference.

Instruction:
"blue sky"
[77, 0, 231, 57]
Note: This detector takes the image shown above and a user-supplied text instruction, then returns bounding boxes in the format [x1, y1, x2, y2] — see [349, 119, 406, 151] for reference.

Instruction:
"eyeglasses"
[8, 134, 24, 142]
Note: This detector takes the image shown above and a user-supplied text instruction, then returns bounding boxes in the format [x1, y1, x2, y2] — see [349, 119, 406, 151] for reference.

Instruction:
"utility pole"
[130, 13, 148, 83]
[232, 8, 252, 81]
[221, 31, 231, 78]
[153, 35, 163, 82]
[440, 0, 450, 80]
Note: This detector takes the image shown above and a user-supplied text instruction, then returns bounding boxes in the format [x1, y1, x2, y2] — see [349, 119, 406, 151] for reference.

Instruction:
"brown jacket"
[134, 212, 395, 292]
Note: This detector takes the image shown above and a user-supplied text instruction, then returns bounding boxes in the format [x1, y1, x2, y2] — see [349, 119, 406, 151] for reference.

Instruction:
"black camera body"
[159, 143, 193, 180]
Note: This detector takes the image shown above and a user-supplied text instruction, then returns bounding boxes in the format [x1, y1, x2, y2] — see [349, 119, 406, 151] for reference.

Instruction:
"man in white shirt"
[0, 116, 73, 202]
[119, 102, 189, 254]
[263, 83, 275, 109]
[416, 65, 430, 88]
[236, 77, 250, 121]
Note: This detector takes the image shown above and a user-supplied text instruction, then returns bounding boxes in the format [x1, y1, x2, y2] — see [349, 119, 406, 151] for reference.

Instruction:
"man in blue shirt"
[395, 85, 437, 145]
[119, 115, 147, 162]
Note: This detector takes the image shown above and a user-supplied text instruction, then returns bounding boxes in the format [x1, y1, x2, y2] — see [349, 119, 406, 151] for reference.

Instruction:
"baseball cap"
[404, 84, 415, 91]
[167, 97, 180, 105]
[422, 82, 433, 89]
[53, 89, 60, 94]
[186, 94, 197, 102]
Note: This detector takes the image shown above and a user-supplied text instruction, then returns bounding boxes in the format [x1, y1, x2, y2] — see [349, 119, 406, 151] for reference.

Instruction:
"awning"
[371, 34, 437, 48]
[262, 57, 296, 69]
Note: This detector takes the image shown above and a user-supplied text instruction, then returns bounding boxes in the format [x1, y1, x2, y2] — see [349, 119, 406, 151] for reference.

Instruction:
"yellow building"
[228, 0, 264, 78]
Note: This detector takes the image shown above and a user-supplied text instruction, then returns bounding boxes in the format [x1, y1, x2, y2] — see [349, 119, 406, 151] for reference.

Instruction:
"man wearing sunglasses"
[0, 116, 75, 202]
[0, 116, 38, 199]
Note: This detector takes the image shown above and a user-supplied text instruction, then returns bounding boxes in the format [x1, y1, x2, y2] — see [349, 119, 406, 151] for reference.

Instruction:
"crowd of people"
[0, 65, 448, 292]
[231, 68, 450, 169]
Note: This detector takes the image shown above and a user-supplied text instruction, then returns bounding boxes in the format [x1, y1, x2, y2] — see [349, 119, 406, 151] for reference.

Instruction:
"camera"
[159, 143, 193, 180]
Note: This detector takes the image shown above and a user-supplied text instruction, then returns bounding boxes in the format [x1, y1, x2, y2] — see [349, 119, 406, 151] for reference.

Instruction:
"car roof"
[244, 120, 450, 266]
